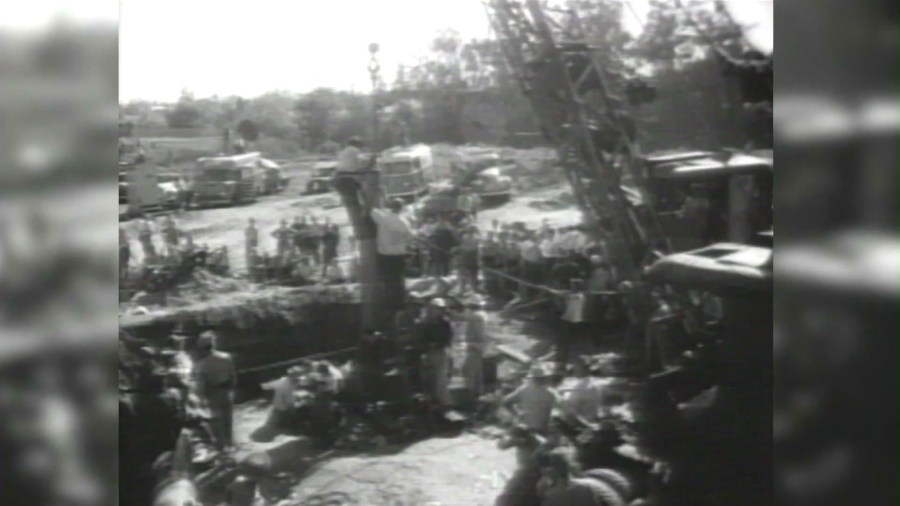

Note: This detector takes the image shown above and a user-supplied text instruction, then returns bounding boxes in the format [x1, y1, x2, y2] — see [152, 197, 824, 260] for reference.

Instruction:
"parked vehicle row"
[119, 152, 289, 219]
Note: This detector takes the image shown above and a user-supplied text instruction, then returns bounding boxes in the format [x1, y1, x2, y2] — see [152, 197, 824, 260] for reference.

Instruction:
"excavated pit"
[121, 284, 363, 396]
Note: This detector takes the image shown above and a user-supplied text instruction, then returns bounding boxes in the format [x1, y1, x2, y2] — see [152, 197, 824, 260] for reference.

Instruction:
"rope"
[624, 0, 646, 31]
[409, 234, 617, 300]
[237, 346, 358, 375]
[235, 233, 615, 376]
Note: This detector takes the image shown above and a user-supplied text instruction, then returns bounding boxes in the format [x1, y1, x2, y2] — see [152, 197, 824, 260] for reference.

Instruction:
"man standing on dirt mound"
[190, 331, 237, 450]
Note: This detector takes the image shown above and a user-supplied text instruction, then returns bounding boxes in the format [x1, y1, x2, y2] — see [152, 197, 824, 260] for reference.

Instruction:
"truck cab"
[306, 160, 337, 194]
[119, 162, 166, 218]
[377, 144, 434, 201]
[192, 152, 261, 207]
[643, 151, 773, 251]
[260, 158, 288, 195]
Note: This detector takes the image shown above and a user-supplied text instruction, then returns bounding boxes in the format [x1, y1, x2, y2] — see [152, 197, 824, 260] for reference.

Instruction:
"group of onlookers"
[119, 216, 229, 287]
[245, 215, 345, 285]
[409, 215, 619, 304]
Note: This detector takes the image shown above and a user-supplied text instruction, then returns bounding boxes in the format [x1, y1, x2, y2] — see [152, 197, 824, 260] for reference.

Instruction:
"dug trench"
[122, 301, 364, 397]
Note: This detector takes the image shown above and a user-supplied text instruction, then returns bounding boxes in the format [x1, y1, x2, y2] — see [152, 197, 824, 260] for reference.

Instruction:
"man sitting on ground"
[501, 364, 561, 434]
[265, 366, 306, 435]
[562, 356, 607, 425]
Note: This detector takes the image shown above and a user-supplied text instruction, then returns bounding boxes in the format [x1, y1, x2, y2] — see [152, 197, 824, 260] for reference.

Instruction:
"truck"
[259, 158, 289, 195]
[642, 151, 773, 251]
[305, 160, 337, 194]
[377, 144, 435, 201]
[191, 152, 261, 207]
[119, 162, 168, 218]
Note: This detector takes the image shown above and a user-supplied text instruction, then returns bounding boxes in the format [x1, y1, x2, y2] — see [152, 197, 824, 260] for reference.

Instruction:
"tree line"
[120, 0, 771, 154]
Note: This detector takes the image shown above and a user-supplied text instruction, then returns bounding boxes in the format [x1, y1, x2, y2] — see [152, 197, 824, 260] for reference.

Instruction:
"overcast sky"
[119, 0, 772, 103]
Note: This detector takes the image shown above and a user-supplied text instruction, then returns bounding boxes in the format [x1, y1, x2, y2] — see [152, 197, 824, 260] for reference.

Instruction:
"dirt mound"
[120, 270, 359, 328]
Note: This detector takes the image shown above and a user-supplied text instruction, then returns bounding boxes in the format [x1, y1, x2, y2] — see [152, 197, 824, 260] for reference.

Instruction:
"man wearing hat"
[190, 330, 237, 450]
[335, 137, 371, 174]
[501, 364, 561, 433]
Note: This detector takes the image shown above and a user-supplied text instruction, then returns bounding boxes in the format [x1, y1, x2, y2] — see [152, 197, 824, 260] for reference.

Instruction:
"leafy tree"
[294, 88, 338, 149]
[164, 103, 201, 128]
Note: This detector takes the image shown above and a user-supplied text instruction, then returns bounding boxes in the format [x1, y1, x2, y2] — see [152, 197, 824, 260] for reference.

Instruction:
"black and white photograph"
[6, 0, 900, 505]
[116, 1, 773, 505]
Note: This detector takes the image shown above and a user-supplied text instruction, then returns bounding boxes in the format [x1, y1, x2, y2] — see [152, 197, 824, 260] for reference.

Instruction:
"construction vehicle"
[483, 2, 772, 504]
[191, 152, 261, 207]
[643, 151, 773, 251]
[377, 144, 435, 201]
[643, 243, 772, 505]
[484, 0, 665, 280]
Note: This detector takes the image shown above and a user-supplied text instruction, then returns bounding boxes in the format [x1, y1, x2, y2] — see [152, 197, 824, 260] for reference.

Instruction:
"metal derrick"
[482, 0, 670, 278]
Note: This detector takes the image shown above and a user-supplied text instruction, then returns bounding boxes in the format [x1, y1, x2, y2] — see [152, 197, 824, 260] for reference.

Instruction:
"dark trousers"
[378, 253, 406, 327]
[333, 175, 376, 240]
[430, 252, 451, 277]
[181, 190, 194, 210]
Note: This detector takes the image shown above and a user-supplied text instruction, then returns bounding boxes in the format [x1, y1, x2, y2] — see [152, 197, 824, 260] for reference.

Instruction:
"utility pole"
[368, 43, 381, 148]
[351, 42, 383, 330]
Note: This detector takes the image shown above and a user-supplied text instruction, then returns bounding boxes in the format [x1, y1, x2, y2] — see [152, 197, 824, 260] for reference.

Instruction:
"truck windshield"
[200, 168, 239, 181]
[381, 159, 420, 176]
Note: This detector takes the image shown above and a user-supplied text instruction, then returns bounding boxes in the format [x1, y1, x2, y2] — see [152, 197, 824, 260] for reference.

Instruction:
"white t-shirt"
[519, 239, 542, 263]
[272, 377, 296, 411]
[564, 378, 605, 422]
[370, 209, 412, 256]
[504, 382, 560, 431]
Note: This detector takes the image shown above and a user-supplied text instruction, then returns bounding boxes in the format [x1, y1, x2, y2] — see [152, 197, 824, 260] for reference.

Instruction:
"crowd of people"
[409, 215, 620, 296]
[246, 215, 344, 285]
[119, 213, 348, 291]
[119, 215, 230, 291]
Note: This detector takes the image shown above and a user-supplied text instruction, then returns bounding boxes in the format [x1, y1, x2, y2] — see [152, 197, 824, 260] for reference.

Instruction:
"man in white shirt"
[501, 364, 561, 433]
[562, 357, 606, 424]
[335, 137, 371, 174]
[334, 137, 378, 241]
[371, 198, 413, 323]
[518, 233, 543, 299]
[557, 227, 587, 255]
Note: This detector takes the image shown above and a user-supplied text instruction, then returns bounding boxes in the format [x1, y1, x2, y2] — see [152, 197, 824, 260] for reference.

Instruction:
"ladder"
[483, 0, 668, 277]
